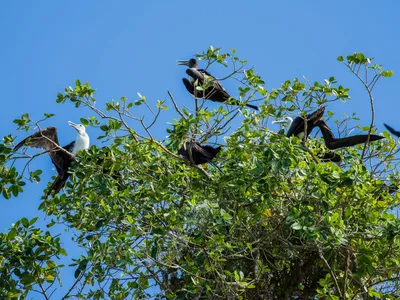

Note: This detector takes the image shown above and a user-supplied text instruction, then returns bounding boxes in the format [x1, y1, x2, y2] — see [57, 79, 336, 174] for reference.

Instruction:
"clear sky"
[1, 1, 399, 298]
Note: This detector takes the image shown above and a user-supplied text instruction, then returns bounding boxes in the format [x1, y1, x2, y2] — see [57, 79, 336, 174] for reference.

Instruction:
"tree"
[0, 47, 399, 299]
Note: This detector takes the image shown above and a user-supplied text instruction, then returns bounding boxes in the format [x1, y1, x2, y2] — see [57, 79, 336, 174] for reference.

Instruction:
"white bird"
[14, 121, 90, 195]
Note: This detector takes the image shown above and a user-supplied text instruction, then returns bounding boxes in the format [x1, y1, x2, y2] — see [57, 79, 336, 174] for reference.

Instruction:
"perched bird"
[178, 142, 221, 165]
[177, 58, 258, 110]
[316, 119, 384, 149]
[14, 121, 90, 196]
[273, 107, 384, 149]
[272, 106, 325, 139]
[384, 123, 400, 137]
[273, 107, 384, 162]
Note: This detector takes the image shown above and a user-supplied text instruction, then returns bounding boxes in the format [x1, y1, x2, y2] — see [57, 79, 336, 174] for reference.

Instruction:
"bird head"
[68, 121, 86, 135]
[272, 117, 293, 129]
[177, 58, 198, 68]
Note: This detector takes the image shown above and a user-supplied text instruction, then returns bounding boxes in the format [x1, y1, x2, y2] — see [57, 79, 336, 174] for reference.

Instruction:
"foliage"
[1, 48, 400, 299]
[0, 217, 66, 299]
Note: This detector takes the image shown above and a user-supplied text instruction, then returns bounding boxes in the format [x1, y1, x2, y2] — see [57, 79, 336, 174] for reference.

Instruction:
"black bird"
[273, 107, 384, 162]
[273, 106, 325, 139]
[384, 123, 400, 137]
[178, 142, 221, 165]
[14, 121, 90, 195]
[177, 58, 258, 110]
[273, 107, 384, 148]
[316, 119, 384, 149]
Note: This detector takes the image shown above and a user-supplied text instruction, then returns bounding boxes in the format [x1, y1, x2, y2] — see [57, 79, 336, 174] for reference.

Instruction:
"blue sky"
[1, 1, 399, 298]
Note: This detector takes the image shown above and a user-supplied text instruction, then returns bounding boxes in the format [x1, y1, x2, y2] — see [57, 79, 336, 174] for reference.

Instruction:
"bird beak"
[176, 60, 190, 66]
[68, 121, 79, 130]
[272, 119, 286, 124]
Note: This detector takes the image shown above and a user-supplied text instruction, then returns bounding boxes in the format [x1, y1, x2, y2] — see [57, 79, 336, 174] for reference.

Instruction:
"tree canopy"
[1, 48, 399, 299]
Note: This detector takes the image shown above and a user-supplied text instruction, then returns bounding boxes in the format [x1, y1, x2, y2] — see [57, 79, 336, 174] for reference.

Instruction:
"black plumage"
[14, 122, 89, 197]
[178, 58, 258, 110]
[274, 107, 384, 162]
[178, 142, 221, 165]
[286, 106, 325, 139]
[316, 119, 384, 149]
[14, 127, 75, 178]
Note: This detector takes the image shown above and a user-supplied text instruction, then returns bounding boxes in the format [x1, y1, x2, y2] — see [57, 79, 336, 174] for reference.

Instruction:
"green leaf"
[7, 228, 17, 240]
[291, 223, 302, 230]
[47, 260, 57, 268]
[29, 217, 38, 226]
[21, 218, 29, 228]
[80, 118, 89, 126]
[382, 70, 394, 77]
[2, 189, 10, 199]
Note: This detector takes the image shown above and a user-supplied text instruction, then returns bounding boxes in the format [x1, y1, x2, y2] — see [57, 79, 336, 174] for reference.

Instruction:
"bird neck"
[285, 119, 293, 129]
[73, 132, 90, 154]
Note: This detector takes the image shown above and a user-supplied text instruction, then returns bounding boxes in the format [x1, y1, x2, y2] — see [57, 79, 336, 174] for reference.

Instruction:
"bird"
[272, 106, 325, 139]
[384, 123, 400, 137]
[178, 142, 221, 165]
[316, 119, 384, 149]
[273, 107, 384, 149]
[13, 121, 90, 196]
[177, 58, 259, 110]
[273, 107, 384, 162]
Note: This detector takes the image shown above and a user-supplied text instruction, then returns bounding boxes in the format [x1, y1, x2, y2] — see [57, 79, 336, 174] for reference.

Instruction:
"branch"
[345, 64, 375, 162]
[61, 269, 86, 299]
[343, 248, 350, 297]
[318, 247, 343, 299]
[35, 122, 76, 160]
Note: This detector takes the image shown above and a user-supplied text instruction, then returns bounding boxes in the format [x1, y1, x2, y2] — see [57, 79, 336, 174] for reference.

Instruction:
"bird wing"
[182, 78, 194, 94]
[199, 69, 213, 77]
[201, 145, 222, 156]
[188, 68, 227, 91]
[193, 143, 216, 159]
[186, 68, 206, 83]
[14, 127, 74, 177]
[326, 135, 384, 150]
[198, 69, 228, 91]
[316, 119, 335, 143]
[384, 123, 400, 137]
[14, 127, 60, 151]
[307, 106, 325, 123]
[178, 142, 220, 165]
[63, 141, 76, 153]
[318, 120, 384, 149]
[286, 107, 325, 138]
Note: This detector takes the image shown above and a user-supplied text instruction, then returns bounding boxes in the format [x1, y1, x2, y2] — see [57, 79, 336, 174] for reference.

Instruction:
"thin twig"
[318, 247, 343, 299]
[345, 64, 375, 162]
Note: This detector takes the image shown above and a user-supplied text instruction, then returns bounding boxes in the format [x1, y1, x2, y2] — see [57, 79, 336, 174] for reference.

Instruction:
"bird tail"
[45, 174, 69, 199]
[225, 97, 258, 110]
[209, 161, 223, 173]
[246, 104, 259, 110]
